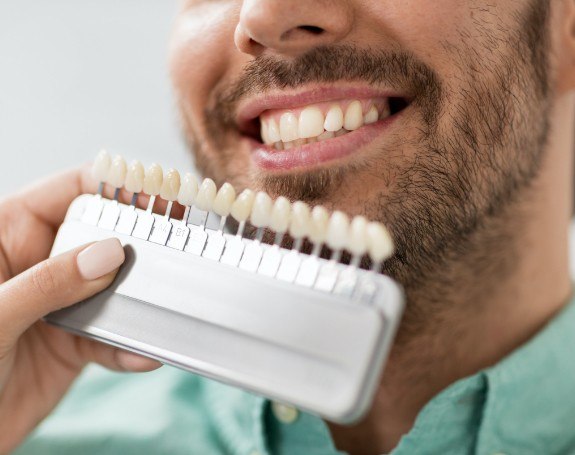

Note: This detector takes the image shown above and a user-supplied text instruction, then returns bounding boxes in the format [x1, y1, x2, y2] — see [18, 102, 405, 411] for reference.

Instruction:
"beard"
[181, 1, 552, 334]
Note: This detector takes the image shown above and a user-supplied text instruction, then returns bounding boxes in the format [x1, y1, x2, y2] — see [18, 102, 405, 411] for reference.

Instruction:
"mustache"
[208, 44, 444, 129]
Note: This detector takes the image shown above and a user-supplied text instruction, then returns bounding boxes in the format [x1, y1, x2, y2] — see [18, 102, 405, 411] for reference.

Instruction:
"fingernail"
[77, 238, 125, 280]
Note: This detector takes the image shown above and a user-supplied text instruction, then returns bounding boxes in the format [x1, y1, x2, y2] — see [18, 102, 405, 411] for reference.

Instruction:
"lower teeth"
[272, 128, 350, 150]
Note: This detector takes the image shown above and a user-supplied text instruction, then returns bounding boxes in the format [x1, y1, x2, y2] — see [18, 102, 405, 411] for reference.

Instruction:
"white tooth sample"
[324, 105, 344, 132]
[348, 215, 369, 257]
[125, 160, 145, 193]
[289, 201, 310, 239]
[143, 163, 163, 196]
[366, 221, 394, 262]
[317, 131, 335, 142]
[270, 196, 291, 233]
[177, 172, 198, 206]
[344, 100, 363, 131]
[298, 106, 325, 139]
[280, 112, 299, 142]
[250, 191, 273, 228]
[230, 189, 255, 222]
[92, 149, 111, 182]
[260, 120, 271, 145]
[364, 105, 379, 124]
[268, 118, 281, 143]
[107, 155, 127, 189]
[308, 205, 329, 245]
[213, 182, 236, 217]
[326, 210, 350, 251]
[194, 178, 217, 211]
[160, 168, 181, 201]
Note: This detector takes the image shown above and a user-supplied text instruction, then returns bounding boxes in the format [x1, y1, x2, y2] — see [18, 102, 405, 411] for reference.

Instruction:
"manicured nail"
[77, 238, 125, 280]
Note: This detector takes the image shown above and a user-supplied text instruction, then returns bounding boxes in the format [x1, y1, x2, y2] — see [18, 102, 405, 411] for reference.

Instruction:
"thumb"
[0, 238, 125, 343]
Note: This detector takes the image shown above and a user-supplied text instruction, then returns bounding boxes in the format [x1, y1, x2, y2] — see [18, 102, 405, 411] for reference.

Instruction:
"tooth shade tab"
[366, 221, 394, 263]
[143, 163, 163, 196]
[125, 160, 145, 193]
[230, 189, 255, 222]
[177, 173, 199, 206]
[107, 155, 127, 189]
[92, 149, 111, 182]
[213, 182, 236, 217]
[250, 191, 273, 228]
[289, 201, 310, 239]
[348, 215, 369, 256]
[308, 205, 329, 244]
[326, 210, 350, 251]
[160, 168, 181, 201]
[270, 196, 291, 233]
[195, 178, 217, 211]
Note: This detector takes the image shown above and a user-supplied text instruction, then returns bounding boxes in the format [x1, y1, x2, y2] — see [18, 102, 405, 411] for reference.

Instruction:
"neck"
[329, 92, 575, 454]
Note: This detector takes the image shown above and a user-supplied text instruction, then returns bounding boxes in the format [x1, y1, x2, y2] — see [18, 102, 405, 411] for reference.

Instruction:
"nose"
[235, 0, 354, 57]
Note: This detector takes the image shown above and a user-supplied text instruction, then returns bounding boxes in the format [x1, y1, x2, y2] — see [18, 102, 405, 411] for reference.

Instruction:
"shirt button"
[271, 402, 299, 424]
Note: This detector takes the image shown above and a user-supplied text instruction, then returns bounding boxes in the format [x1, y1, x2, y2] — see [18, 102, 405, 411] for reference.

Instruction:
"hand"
[0, 167, 161, 453]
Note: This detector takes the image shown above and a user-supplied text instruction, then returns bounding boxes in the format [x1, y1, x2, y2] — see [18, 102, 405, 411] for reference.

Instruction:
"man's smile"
[235, 85, 411, 171]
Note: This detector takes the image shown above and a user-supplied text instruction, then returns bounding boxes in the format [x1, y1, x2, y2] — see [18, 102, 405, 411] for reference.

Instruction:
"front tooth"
[298, 106, 324, 139]
[284, 141, 295, 149]
[308, 205, 329, 244]
[194, 178, 217, 211]
[230, 189, 255, 222]
[125, 160, 145, 193]
[348, 215, 368, 256]
[364, 105, 378, 124]
[143, 163, 163, 196]
[260, 120, 271, 145]
[270, 196, 291, 233]
[335, 128, 348, 137]
[280, 112, 299, 142]
[344, 100, 363, 130]
[274, 142, 284, 151]
[177, 172, 198, 206]
[213, 182, 236, 217]
[250, 191, 273, 228]
[324, 105, 344, 132]
[160, 168, 181, 201]
[289, 201, 310, 239]
[107, 155, 127, 189]
[366, 221, 394, 263]
[92, 149, 111, 182]
[268, 119, 281, 143]
[326, 210, 350, 251]
[317, 131, 335, 142]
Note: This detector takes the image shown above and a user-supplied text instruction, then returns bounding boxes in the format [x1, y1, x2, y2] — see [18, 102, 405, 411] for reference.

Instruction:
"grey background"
[0, 0, 190, 196]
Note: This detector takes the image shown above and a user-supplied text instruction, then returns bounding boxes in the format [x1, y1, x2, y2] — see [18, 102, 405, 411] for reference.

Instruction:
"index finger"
[13, 164, 97, 229]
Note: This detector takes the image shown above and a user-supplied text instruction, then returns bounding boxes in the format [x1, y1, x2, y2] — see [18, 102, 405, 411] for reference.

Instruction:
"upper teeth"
[260, 99, 390, 148]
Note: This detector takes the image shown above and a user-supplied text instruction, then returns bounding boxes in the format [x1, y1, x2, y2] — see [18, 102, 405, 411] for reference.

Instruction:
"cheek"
[169, 3, 240, 130]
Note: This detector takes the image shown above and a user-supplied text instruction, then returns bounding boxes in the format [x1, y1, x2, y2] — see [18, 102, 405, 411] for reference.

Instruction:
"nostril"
[299, 25, 324, 35]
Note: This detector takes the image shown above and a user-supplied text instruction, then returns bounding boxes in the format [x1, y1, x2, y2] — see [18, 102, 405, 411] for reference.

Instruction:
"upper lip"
[236, 84, 410, 134]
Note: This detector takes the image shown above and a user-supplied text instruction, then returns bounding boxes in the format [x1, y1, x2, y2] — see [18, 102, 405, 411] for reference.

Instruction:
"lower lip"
[248, 114, 400, 171]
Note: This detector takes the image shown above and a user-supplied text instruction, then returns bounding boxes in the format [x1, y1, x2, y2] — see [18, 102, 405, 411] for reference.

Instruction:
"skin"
[170, 0, 575, 453]
[0, 168, 162, 453]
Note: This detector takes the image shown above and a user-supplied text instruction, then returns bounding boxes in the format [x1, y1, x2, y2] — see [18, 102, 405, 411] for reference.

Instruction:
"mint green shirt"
[16, 297, 575, 455]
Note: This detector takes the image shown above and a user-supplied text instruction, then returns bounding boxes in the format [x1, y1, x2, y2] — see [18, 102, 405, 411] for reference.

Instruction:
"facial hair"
[186, 1, 552, 335]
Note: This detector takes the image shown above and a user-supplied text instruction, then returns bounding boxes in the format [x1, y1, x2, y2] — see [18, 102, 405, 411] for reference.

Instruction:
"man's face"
[170, 1, 553, 297]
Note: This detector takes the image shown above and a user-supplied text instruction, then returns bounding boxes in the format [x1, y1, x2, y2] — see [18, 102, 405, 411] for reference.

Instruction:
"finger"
[75, 338, 162, 372]
[10, 165, 97, 229]
[0, 238, 125, 343]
